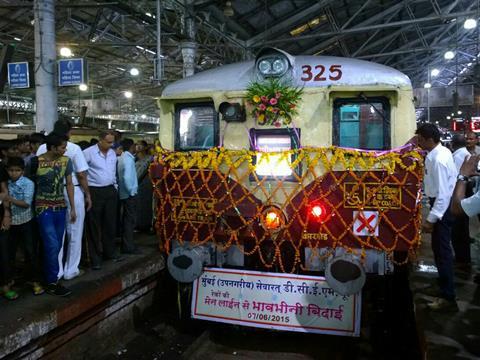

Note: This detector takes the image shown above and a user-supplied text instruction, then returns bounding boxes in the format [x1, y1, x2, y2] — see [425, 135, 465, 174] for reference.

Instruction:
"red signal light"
[311, 205, 324, 218]
[308, 202, 328, 223]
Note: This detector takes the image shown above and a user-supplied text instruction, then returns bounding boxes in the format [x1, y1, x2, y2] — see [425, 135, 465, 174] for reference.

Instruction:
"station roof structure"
[0, 0, 478, 124]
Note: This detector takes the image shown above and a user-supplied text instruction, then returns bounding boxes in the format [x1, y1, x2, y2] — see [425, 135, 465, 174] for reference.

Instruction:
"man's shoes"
[427, 298, 459, 312]
[64, 269, 85, 280]
[46, 283, 72, 297]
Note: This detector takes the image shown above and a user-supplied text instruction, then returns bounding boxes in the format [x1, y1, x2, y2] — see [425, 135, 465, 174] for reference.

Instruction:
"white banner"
[191, 268, 361, 336]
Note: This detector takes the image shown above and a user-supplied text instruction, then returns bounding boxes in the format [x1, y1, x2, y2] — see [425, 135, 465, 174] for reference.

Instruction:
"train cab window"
[174, 103, 218, 150]
[333, 97, 390, 150]
[250, 128, 301, 179]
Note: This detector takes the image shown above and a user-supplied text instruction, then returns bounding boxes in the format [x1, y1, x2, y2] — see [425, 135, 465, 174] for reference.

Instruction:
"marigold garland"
[151, 146, 424, 271]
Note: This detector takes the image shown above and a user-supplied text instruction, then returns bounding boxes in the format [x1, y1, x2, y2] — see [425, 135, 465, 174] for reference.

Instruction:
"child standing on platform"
[6, 156, 44, 295]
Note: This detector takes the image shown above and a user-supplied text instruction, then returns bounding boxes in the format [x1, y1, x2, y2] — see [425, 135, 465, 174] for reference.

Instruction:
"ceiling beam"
[262, 10, 477, 46]
[246, 0, 335, 48]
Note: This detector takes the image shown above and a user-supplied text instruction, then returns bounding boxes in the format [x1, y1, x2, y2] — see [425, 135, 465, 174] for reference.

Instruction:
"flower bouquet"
[246, 78, 303, 127]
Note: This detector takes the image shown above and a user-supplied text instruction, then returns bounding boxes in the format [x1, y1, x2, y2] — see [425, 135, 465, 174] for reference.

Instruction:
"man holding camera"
[451, 153, 480, 284]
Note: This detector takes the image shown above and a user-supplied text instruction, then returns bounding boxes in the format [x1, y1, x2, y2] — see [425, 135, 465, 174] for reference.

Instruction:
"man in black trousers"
[83, 130, 122, 269]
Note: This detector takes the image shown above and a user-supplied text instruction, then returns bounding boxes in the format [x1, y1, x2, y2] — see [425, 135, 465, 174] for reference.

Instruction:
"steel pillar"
[181, 0, 196, 78]
[34, 0, 57, 133]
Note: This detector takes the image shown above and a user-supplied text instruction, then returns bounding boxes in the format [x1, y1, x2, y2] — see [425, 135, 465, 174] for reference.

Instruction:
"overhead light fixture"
[129, 68, 140, 76]
[458, 110, 462, 115]
[135, 45, 156, 55]
[141, 114, 147, 119]
[446, 116, 451, 120]
[223, 1, 234, 17]
[444, 51, 455, 60]
[431, 68, 440, 77]
[60, 47, 73, 57]
[13, 37, 21, 42]
[130, 121, 135, 125]
[79, 84, 88, 91]
[424, 82, 432, 89]
[464, 18, 477, 29]
[124, 91, 133, 99]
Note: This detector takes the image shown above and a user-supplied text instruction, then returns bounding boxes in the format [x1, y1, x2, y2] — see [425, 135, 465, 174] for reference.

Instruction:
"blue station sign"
[58, 58, 86, 86]
[7, 62, 30, 89]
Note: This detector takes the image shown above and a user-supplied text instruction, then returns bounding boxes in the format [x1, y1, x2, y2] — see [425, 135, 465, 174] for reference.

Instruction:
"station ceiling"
[0, 0, 479, 122]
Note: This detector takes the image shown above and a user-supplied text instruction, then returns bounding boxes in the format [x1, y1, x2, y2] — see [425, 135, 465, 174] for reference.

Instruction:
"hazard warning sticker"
[352, 211, 379, 236]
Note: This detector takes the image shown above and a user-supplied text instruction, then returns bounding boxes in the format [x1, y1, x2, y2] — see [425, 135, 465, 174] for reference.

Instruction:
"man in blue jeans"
[36, 134, 76, 297]
[416, 123, 458, 311]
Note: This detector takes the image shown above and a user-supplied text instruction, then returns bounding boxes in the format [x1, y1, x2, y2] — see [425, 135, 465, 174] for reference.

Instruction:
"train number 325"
[301, 64, 342, 81]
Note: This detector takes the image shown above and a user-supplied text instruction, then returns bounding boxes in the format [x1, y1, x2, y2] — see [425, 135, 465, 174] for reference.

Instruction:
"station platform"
[0, 233, 165, 359]
[1, 225, 480, 359]
[411, 219, 480, 360]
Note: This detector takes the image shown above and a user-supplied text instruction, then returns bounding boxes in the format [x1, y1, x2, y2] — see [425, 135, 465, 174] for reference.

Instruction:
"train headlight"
[261, 206, 285, 232]
[258, 59, 272, 74]
[256, 56, 289, 77]
[272, 58, 288, 74]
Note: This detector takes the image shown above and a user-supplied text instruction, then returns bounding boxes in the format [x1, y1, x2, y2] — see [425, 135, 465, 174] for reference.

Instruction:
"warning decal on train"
[192, 268, 361, 337]
[171, 197, 217, 224]
[344, 183, 402, 209]
[353, 211, 379, 236]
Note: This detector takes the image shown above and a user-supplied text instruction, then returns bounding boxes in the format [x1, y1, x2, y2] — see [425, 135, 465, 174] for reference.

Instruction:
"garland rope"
[151, 146, 424, 272]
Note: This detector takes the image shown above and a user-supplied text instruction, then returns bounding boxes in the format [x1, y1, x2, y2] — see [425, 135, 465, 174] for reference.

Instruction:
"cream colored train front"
[151, 48, 422, 336]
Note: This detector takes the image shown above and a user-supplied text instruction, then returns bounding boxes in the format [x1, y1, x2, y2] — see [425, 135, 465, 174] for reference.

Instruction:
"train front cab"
[152, 49, 422, 340]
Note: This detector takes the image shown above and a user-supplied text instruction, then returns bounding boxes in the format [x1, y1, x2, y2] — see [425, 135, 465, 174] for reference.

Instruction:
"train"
[150, 48, 423, 337]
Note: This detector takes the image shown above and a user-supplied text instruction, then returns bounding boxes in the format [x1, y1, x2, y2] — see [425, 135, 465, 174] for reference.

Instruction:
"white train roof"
[162, 55, 411, 98]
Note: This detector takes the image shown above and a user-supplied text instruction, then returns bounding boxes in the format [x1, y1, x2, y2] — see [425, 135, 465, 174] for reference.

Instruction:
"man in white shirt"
[416, 123, 458, 311]
[450, 134, 472, 267]
[37, 120, 91, 281]
[83, 130, 121, 269]
[451, 153, 480, 284]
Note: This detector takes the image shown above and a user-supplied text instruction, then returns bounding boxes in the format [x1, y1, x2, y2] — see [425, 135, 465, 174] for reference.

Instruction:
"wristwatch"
[457, 174, 469, 182]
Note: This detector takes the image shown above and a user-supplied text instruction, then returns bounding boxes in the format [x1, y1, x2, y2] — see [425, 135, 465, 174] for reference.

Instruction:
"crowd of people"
[0, 120, 154, 299]
[416, 123, 480, 312]
[3, 120, 480, 310]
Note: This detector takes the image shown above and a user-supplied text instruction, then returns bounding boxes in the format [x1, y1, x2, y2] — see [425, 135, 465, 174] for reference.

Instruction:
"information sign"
[7, 62, 29, 89]
[192, 268, 361, 336]
[58, 58, 85, 86]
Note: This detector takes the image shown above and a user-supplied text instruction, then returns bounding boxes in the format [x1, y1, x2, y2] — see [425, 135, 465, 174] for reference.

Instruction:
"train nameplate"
[171, 197, 216, 224]
[343, 183, 401, 210]
[302, 233, 328, 241]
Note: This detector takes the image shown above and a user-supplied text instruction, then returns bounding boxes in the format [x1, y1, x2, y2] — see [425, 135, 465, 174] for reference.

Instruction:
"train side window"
[174, 102, 218, 151]
[333, 97, 390, 150]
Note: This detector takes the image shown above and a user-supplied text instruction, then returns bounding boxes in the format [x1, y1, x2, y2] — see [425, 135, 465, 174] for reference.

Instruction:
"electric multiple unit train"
[151, 48, 422, 337]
